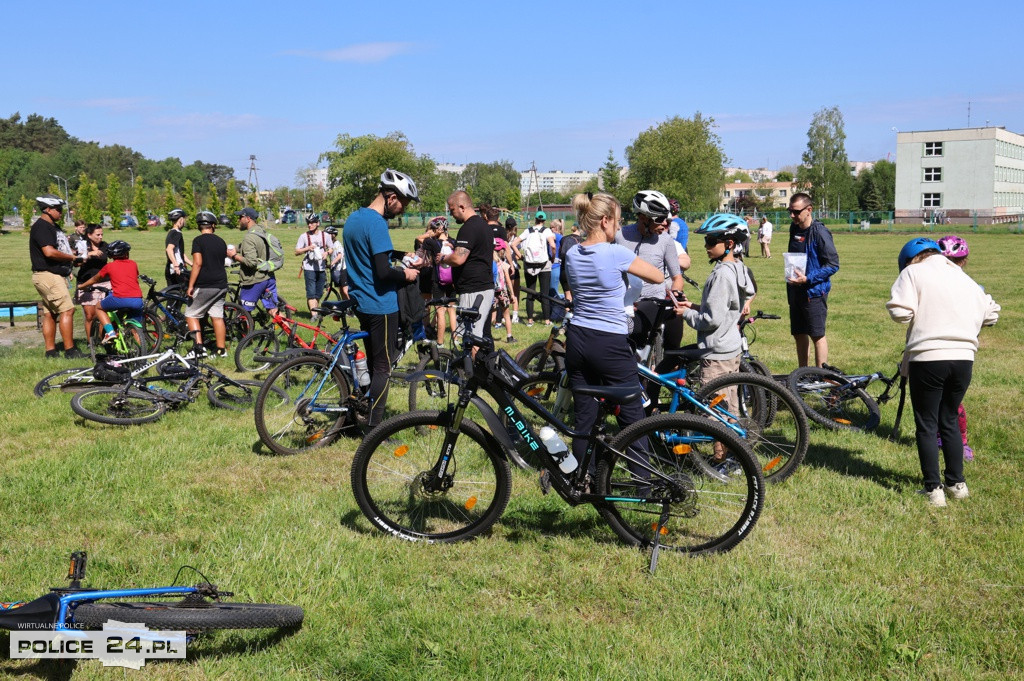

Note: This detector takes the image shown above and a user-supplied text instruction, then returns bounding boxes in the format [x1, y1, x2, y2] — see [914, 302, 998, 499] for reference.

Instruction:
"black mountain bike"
[351, 298, 764, 569]
[787, 362, 905, 434]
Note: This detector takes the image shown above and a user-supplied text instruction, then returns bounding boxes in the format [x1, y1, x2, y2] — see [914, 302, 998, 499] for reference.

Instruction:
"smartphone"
[671, 290, 687, 302]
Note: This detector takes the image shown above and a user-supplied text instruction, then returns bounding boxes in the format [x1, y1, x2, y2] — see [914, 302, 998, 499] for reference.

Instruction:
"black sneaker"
[45, 348, 62, 359]
[189, 344, 208, 359]
[505, 336, 516, 343]
[212, 347, 228, 358]
[63, 347, 87, 360]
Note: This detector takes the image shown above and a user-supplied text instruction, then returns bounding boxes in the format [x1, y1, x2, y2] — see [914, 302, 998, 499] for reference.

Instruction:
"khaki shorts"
[33, 271, 75, 316]
[701, 354, 742, 413]
[185, 287, 227, 319]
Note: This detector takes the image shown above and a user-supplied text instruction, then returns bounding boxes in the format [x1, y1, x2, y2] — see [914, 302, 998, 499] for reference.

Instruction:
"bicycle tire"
[695, 372, 809, 483]
[34, 367, 94, 397]
[254, 354, 353, 456]
[351, 410, 512, 542]
[234, 329, 282, 373]
[514, 340, 564, 374]
[223, 302, 253, 345]
[142, 309, 165, 353]
[788, 366, 881, 432]
[207, 379, 287, 411]
[71, 387, 167, 426]
[73, 600, 303, 631]
[123, 323, 149, 358]
[406, 347, 457, 412]
[595, 412, 763, 556]
[742, 358, 777, 426]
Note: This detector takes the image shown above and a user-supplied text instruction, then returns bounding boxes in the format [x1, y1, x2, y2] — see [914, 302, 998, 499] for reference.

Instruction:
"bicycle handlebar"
[522, 288, 571, 310]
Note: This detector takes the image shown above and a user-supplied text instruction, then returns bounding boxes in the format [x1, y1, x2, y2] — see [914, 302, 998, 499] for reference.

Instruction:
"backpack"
[522, 227, 548, 265]
[255, 228, 285, 273]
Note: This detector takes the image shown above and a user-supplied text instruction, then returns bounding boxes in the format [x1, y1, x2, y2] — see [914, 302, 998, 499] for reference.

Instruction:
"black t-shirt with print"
[191, 233, 228, 288]
[165, 229, 185, 276]
[77, 241, 109, 283]
[29, 218, 73, 275]
[452, 215, 494, 294]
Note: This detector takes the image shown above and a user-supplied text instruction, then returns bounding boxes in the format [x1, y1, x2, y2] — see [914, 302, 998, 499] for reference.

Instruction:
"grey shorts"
[185, 287, 227, 319]
[458, 289, 495, 338]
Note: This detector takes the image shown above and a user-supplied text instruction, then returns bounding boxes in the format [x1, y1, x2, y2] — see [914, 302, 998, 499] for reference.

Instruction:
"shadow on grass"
[0, 626, 301, 679]
[801, 433, 919, 491]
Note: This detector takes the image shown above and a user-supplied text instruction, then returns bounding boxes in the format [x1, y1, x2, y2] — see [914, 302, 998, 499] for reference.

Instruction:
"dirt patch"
[0, 321, 46, 348]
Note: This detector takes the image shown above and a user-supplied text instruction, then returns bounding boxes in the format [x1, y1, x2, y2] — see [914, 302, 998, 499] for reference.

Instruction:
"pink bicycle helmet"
[937, 234, 969, 258]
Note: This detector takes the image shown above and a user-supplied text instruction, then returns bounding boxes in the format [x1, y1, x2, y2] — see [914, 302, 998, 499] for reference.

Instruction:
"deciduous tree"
[74, 173, 101, 224]
[162, 180, 177, 227]
[800, 106, 857, 214]
[182, 179, 197, 230]
[106, 173, 123, 226]
[224, 178, 242, 228]
[623, 113, 726, 211]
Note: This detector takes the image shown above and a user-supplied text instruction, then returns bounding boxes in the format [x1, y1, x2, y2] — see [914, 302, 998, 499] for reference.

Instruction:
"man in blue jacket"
[786, 192, 839, 367]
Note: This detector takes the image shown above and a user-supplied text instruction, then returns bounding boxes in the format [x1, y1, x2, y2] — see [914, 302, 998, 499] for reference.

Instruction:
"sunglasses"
[704, 236, 727, 247]
[788, 205, 809, 216]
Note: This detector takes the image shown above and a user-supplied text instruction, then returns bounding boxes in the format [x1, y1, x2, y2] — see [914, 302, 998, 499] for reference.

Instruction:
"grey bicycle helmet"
[306, 212, 320, 224]
[107, 240, 131, 258]
[323, 225, 339, 236]
[379, 168, 419, 202]
[632, 190, 671, 219]
[195, 210, 218, 226]
[167, 208, 187, 221]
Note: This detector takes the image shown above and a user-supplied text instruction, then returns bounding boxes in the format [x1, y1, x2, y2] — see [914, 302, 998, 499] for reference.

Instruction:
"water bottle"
[539, 426, 578, 474]
[354, 350, 370, 388]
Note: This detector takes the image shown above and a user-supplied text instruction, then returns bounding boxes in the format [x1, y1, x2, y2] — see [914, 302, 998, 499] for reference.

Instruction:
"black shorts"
[431, 281, 456, 300]
[788, 290, 828, 337]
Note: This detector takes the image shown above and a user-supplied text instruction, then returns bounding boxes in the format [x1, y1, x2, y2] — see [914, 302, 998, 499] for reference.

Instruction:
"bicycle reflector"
[672, 444, 691, 455]
[393, 445, 409, 457]
[464, 497, 478, 510]
[650, 523, 669, 536]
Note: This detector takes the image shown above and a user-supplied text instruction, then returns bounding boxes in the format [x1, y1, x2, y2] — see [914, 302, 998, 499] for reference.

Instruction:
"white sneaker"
[918, 487, 947, 507]
[944, 482, 969, 500]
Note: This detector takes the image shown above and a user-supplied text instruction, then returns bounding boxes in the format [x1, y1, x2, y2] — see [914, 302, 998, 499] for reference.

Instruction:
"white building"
[303, 167, 328, 190]
[520, 169, 598, 198]
[895, 126, 1024, 223]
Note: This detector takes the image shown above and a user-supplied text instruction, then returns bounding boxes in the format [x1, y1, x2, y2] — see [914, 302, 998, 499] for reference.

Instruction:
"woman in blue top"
[564, 192, 664, 469]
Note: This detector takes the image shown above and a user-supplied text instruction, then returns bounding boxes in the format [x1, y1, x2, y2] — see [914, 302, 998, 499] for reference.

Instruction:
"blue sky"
[5, 0, 1020, 187]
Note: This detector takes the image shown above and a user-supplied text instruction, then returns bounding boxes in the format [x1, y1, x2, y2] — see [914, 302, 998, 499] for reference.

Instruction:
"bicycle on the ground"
[788, 362, 906, 434]
[0, 551, 303, 635]
[350, 297, 763, 570]
[70, 354, 283, 426]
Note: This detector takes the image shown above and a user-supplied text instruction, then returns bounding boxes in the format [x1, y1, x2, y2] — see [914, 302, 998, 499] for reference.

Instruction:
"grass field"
[1, 225, 1022, 679]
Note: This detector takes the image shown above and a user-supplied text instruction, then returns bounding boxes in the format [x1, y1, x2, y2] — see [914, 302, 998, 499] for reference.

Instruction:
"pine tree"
[182, 179, 197, 230]
[75, 173, 101, 224]
[162, 180, 177, 229]
[225, 178, 242, 228]
[133, 175, 148, 229]
[19, 195, 33, 228]
[208, 182, 222, 218]
[106, 173, 123, 227]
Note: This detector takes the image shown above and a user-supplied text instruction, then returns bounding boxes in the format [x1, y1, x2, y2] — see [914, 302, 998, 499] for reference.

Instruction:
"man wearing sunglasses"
[786, 192, 839, 367]
[29, 194, 86, 359]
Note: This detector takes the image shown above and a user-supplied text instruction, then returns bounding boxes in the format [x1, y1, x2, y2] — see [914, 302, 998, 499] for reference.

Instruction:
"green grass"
[1, 227, 1023, 679]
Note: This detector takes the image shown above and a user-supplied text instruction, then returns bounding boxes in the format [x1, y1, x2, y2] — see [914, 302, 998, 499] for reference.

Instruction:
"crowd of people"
[26, 172, 1000, 505]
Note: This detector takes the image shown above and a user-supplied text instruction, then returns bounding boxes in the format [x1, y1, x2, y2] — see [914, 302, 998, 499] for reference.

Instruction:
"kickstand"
[887, 376, 908, 442]
[648, 503, 670, 575]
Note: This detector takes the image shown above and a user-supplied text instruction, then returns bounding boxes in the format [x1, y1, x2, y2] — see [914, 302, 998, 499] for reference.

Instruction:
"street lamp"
[128, 167, 134, 189]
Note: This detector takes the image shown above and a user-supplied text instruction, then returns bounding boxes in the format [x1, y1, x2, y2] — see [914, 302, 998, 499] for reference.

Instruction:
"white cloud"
[148, 112, 269, 131]
[280, 42, 415, 63]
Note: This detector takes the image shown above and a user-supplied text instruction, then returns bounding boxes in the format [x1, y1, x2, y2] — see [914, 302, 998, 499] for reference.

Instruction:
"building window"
[723, 190, 731, 197]
[923, 167, 942, 182]
[779, 190, 787, 197]
[922, 193, 942, 208]
[924, 142, 944, 157]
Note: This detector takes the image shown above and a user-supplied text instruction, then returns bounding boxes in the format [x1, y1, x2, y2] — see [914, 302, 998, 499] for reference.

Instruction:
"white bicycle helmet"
[380, 169, 420, 202]
[632, 190, 671, 219]
[36, 194, 66, 210]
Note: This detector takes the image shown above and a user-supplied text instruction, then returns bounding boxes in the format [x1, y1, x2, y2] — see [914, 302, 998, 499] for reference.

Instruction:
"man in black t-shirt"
[439, 191, 494, 341]
[184, 211, 229, 356]
[29, 194, 86, 359]
[165, 208, 192, 288]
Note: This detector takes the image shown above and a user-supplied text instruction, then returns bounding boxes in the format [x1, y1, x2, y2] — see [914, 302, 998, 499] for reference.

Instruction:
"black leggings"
[908, 359, 972, 491]
[356, 310, 399, 428]
[523, 269, 551, 321]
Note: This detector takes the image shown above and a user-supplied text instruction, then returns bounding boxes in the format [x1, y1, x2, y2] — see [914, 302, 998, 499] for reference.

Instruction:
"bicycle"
[350, 298, 763, 569]
[142, 275, 252, 352]
[80, 287, 150, 359]
[513, 288, 569, 374]
[738, 310, 781, 380]
[233, 300, 343, 373]
[34, 342, 206, 398]
[787, 362, 906, 434]
[0, 551, 303, 635]
[70, 355, 285, 426]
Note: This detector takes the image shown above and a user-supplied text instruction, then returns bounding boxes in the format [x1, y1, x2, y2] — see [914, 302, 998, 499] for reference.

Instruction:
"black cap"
[234, 207, 259, 220]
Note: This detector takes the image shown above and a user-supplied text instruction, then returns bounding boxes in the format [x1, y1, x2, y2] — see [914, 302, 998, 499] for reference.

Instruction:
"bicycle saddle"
[662, 344, 714, 362]
[573, 384, 641, 405]
[318, 299, 357, 314]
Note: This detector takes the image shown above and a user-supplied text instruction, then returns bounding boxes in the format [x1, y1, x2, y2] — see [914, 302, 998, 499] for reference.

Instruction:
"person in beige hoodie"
[887, 238, 1000, 507]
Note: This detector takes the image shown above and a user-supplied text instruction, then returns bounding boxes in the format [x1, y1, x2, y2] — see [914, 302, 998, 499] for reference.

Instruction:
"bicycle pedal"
[538, 469, 551, 495]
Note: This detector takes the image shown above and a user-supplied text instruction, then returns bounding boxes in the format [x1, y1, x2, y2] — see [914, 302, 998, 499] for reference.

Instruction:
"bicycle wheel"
[71, 387, 167, 426]
[223, 302, 253, 345]
[208, 379, 287, 411]
[696, 372, 809, 483]
[254, 355, 353, 456]
[34, 367, 94, 397]
[514, 340, 564, 374]
[351, 410, 512, 542]
[73, 600, 303, 630]
[741, 358, 777, 426]
[407, 347, 457, 412]
[788, 366, 881, 432]
[595, 412, 763, 555]
[142, 309, 165, 353]
[234, 329, 282, 373]
[122, 323, 149, 358]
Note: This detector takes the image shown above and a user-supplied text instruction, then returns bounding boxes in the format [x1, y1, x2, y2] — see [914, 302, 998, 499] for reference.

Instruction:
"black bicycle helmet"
[167, 208, 187, 221]
[379, 168, 420, 202]
[323, 225, 338, 236]
[195, 210, 217, 226]
[306, 212, 321, 224]
[107, 240, 131, 258]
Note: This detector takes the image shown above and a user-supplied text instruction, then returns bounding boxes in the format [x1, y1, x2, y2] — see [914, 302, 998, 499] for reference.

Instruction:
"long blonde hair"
[572, 192, 620, 239]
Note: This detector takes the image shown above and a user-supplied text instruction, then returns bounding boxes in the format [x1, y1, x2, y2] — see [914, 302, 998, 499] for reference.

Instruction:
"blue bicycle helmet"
[898, 237, 940, 271]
